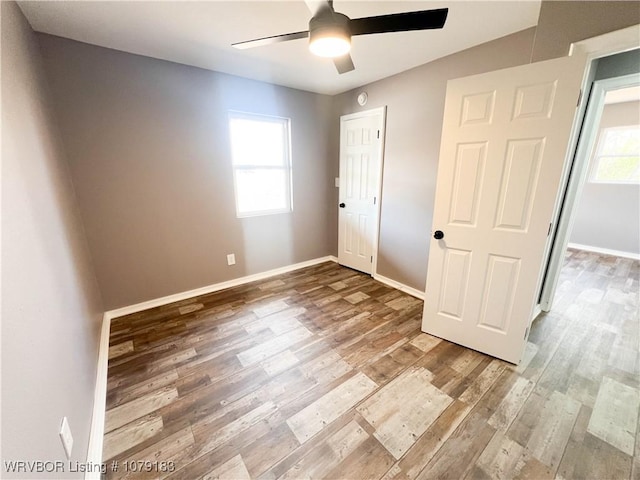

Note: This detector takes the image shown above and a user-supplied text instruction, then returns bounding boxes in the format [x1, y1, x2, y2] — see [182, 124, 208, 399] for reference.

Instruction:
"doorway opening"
[567, 86, 639, 257]
[539, 47, 640, 312]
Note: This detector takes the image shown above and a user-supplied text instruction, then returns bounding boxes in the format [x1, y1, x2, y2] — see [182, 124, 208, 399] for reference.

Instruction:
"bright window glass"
[590, 125, 640, 184]
[228, 112, 292, 216]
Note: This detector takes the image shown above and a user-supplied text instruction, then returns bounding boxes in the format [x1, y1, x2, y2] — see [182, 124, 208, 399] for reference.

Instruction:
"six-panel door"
[422, 54, 585, 364]
[338, 112, 383, 274]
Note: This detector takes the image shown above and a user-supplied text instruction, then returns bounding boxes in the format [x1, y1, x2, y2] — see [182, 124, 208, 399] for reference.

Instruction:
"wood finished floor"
[103, 249, 640, 479]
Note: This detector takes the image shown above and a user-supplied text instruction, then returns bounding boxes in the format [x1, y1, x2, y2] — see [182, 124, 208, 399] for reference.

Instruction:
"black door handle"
[434, 230, 444, 240]
[339, 203, 346, 208]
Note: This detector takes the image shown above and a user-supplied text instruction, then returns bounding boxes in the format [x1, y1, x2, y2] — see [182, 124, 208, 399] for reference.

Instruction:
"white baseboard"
[85, 313, 112, 480]
[567, 243, 640, 260]
[107, 256, 338, 319]
[373, 273, 425, 300]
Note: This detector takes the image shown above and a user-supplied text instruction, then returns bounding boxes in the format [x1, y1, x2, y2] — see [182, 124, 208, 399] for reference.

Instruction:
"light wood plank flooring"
[103, 249, 639, 479]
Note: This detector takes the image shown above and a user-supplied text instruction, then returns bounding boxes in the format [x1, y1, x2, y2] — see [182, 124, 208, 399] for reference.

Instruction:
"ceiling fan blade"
[303, 0, 333, 16]
[349, 8, 448, 36]
[334, 54, 355, 74]
[232, 30, 309, 50]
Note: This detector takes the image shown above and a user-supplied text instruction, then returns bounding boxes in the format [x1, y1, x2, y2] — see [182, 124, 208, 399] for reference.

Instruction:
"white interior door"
[422, 55, 586, 364]
[338, 108, 385, 274]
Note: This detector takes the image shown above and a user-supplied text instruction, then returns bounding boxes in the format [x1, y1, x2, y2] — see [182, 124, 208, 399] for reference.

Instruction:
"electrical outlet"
[335, 177, 339, 188]
[227, 253, 236, 266]
[59, 417, 73, 459]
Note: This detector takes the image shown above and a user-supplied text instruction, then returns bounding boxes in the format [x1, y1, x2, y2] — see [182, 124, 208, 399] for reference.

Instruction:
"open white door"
[338, 108, 385, 274]
[422, 55, 586, 364]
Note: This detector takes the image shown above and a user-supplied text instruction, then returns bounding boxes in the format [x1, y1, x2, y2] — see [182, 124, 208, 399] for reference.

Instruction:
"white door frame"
[538, 24, 640, 312]
[338, 106, 387, 275]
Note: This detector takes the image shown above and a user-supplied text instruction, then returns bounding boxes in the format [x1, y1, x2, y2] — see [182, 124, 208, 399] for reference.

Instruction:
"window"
[590, 125, 640, 184]
[228, 112, 292, 217]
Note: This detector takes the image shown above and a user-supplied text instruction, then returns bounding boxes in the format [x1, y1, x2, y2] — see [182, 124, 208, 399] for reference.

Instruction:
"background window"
[228, 112, 292, 217]
[590, 125, 640, 184]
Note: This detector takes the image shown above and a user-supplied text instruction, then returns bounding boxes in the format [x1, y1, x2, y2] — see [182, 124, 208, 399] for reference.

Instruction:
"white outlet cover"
[59, 417, 73, 459]
[227, 253, 236, 266]
[335, 177, 339, 188]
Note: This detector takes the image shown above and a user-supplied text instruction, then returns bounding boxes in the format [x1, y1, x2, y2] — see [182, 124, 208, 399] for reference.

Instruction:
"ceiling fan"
[232, 1, 448, 74]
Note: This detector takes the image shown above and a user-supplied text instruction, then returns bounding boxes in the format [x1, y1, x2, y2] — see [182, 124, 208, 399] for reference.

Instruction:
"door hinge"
[547, 222, 553, 236]
[377, 130, 380, 139]
[524, 327, 530, 339]
[373, 196, 377, 205]
[370, 256, 373, 263]
[576, 89, 582, 107]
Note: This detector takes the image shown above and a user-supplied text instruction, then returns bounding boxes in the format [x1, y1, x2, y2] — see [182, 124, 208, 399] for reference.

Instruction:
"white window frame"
[589, 125, 640, 185]
[228, 111, 293, 218]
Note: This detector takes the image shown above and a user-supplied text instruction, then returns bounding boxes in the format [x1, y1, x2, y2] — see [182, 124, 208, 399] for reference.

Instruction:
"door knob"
[339, 203, 346, 208]
[433, 230, 444, 240]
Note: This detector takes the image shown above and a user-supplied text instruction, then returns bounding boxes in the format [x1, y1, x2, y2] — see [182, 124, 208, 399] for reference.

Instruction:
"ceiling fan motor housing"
[308, 12, 351, 57]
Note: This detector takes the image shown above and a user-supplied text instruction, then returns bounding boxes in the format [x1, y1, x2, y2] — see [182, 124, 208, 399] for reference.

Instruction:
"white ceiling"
[18, 1, 541, 95]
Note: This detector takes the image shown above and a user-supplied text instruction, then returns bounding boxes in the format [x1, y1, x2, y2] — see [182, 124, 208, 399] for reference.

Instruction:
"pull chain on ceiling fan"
[232, 1, 448, 74]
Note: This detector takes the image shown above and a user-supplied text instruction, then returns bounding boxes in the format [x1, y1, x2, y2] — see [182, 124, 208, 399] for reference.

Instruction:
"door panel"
[512, 81, 556, 119]
[338, 110, 385, 274]
[438, 248, 471, 320]
[450, 142, 487, 225]
[477, 254, 520, 332]
[494, 138, 544, 231]
[422, 54, 585, 364]
[461, 91, 496, 125]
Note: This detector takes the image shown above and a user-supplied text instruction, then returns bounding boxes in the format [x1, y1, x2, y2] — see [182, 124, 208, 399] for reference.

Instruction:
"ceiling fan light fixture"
[308, 12, 351, 58]
[309, 35, 350, 57]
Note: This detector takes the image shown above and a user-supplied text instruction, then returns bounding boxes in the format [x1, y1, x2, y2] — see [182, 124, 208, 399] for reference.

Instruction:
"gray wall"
[332, 28, 536, 291]
[1, 2, 104, 477]
[37, 35, 337, 310]
[570, 101, 640, 255]
[595, 49, 640, 81]
[532, 0, 640, 62]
